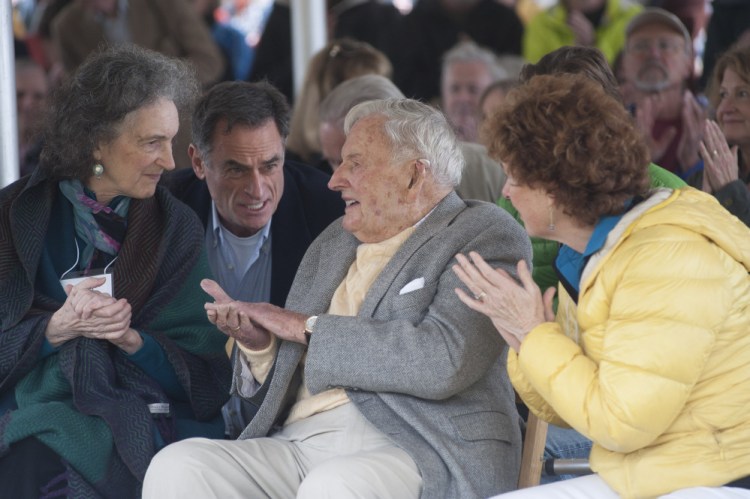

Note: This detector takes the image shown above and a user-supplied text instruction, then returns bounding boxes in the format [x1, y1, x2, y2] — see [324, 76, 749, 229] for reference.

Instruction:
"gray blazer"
[238, 192, 532, 498]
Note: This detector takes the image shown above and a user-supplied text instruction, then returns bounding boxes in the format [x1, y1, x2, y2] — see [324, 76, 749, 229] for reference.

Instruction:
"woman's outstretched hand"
[452, 252, 555, 352]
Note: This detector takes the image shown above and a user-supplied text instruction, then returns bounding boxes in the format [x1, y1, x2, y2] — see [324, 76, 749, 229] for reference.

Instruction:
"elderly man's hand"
[202, 279, 309, 348]
[233, 302, 310, 345]
[201, 279, 273, 350]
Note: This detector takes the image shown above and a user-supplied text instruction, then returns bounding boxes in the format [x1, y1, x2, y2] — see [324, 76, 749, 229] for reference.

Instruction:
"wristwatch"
[304, 315, 318, 344]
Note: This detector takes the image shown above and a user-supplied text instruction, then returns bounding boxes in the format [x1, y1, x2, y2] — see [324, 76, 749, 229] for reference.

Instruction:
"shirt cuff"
[237, 335, 278, 385]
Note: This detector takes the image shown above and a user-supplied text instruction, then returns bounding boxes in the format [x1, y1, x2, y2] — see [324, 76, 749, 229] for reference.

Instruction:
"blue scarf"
[58, 179, 130, 270]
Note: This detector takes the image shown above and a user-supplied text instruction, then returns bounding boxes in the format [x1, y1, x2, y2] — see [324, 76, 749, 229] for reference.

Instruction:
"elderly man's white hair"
[319, 74, 405, 129]
[344, 98, 465, 188]
[441, 40, 508, 82]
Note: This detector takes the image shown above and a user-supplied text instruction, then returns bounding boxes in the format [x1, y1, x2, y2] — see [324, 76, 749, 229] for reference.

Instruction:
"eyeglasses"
[628, 38, 686, 56]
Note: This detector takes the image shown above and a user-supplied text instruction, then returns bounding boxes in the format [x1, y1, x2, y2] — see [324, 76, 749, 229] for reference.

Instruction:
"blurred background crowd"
[10, 0, 750, 216]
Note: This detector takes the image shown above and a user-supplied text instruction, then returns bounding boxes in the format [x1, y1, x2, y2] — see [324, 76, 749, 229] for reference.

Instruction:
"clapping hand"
[452, 252, 555, 352]
[567, 10, 594, 47]
[699, 119, 739, 193]
[634, 94, 676, 163]
[677, 91, 707, 173]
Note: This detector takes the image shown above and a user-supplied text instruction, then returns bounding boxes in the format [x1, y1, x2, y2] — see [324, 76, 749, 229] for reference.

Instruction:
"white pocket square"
[399, 277, 425, 295]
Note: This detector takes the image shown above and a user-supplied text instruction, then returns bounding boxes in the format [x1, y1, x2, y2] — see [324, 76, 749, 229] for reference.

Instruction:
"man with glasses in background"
[619, 8, 706, 185]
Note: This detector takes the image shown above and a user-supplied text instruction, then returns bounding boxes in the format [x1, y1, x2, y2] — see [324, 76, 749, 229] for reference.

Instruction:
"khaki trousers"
[143, 403, 422, 498]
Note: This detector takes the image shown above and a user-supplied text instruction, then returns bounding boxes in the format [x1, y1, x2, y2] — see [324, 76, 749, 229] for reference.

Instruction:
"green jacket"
[523, 0, 642, 63]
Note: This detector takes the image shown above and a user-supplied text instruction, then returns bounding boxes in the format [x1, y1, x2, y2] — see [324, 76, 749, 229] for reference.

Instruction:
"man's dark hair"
[192, 80, 291, 154]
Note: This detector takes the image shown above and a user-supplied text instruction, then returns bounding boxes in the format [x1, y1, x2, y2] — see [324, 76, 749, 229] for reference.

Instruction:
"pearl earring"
[93, 164, 104, 178]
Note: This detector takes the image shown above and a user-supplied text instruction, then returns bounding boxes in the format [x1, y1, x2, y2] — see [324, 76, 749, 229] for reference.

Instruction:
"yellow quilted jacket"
[508, 188, 750, 498]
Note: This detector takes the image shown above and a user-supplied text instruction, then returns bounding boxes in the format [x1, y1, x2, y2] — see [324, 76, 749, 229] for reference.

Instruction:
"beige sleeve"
[237, 336, 278, 385]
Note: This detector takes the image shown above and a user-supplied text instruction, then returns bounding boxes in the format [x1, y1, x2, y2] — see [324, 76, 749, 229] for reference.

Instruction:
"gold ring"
[713, 149, 719, 157]
[475, 292, 486, 301]
[231, 325, 241, 331]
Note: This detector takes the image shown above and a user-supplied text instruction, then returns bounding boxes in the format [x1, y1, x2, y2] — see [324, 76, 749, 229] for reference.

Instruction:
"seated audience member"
[441, 40, 508, 143]
[320, 74, 506, 202]
[162, 80, 344, 437]
[619, 8, 706, 181]
[286, 38, 392, 164]
[456, 72, 750, 498]
[698, 46, 750, 227]
[494, 45, 686, 482]
[523, 0, 642, 64]
[0, 45, 231, 498]
[15, 57, 49, 177]
[393, 0, 523, 104]
[648, 0, 708, 95]
[143, 98, 533, 498]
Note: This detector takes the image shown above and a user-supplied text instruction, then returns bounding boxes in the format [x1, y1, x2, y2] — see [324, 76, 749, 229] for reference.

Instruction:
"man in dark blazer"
[146, 99, 530, 498]
[162, 80, 343, 437]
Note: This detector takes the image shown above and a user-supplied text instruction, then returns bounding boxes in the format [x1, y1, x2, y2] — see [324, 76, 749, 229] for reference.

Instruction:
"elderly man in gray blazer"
[143, 99, 532, 499]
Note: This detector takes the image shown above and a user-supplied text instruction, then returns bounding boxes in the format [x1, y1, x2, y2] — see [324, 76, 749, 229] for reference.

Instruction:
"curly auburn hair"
[483, 73, 650, 226]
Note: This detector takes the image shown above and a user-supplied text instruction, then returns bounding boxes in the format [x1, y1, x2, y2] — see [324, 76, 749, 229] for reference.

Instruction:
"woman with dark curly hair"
[0, 45, 231, 497]
[453, 73, 750, 497]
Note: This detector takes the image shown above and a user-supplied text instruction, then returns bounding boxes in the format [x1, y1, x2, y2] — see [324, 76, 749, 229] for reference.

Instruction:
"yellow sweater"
[509, 189, 750, 498]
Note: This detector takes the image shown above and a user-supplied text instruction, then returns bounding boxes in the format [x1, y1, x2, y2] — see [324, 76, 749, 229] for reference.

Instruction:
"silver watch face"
[305, 315, 318, 333]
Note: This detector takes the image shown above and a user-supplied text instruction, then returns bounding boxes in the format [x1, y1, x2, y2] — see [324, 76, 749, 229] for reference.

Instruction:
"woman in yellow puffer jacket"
[454, 73, 750, 498]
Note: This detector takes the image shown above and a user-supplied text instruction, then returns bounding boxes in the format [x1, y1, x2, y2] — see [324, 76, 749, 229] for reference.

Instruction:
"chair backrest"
[517, 410, 548, 488]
